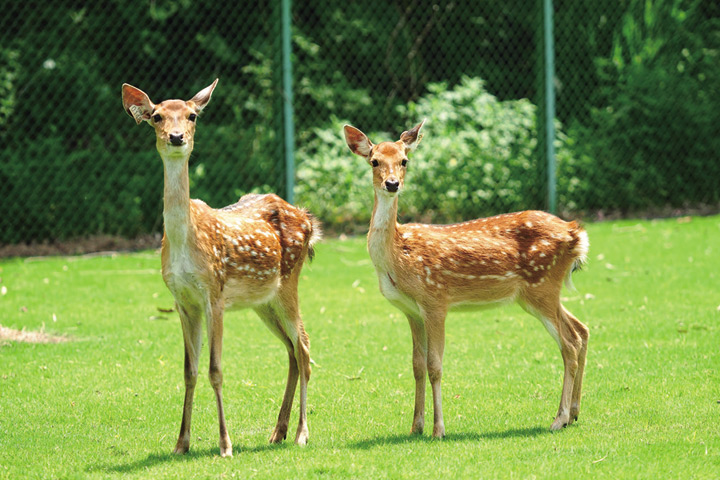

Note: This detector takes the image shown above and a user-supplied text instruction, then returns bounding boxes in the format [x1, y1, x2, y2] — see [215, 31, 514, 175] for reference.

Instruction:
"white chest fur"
[165, 244, 205, 308]
[376, 269, 421, 319]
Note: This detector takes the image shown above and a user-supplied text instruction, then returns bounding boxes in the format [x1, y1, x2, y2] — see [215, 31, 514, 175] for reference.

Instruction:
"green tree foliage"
[1, 1, 718, 244]
[566, 0, 720, 213]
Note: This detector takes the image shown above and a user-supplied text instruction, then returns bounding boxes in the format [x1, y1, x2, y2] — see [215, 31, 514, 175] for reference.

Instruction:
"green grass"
[1, 215, 719, 479]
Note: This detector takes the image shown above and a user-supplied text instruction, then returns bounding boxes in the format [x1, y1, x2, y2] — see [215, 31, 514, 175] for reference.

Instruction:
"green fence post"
[543, 0, 556, 214]
[281, 0, 295, 203]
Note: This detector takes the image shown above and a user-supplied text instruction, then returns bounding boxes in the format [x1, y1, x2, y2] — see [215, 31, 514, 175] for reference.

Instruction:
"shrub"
[295, 116, 377, 232]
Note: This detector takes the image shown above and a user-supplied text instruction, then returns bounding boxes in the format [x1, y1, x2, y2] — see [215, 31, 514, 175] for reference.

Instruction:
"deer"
[344, 120, 590, 437]
[121, 79, 320, 457]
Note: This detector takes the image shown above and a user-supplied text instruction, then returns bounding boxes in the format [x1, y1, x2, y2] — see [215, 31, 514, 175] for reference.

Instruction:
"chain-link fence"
[2, 1, 719, 251]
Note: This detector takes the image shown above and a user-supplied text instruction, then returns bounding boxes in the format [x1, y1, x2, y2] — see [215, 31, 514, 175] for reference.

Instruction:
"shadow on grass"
[88, 427, 549, 473]
[348, 426, 549, 450]
[86, 442, 292, 474]
[87, 449, 212, 475]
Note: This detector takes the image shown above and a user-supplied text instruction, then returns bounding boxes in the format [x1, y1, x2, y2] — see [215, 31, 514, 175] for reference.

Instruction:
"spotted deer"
[122, 79, 320, 457]
[344, 120, 590, 436]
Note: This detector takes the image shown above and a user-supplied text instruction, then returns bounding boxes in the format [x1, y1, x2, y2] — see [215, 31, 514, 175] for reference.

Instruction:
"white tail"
[344, 121, 589, 436]
[122, 80, 320, 456]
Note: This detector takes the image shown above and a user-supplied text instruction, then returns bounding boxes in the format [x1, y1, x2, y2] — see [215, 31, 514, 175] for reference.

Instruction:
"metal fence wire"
[1, 1, 719, 249]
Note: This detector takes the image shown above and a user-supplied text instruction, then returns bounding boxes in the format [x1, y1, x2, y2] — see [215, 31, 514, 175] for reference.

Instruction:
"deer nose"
[169, 133, 184, 146]
[385, 179, 400, 192]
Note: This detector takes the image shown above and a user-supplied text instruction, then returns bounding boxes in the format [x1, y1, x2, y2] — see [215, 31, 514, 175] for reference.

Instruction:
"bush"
[295, 116, 377, 232]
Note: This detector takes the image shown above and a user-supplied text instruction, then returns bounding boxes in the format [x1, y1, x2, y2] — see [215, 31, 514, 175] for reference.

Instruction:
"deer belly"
[449, 297, 517, 312]
[447, 278, 520, 312]
[223, 276, 280, 309]
[378, 272, 421, 318]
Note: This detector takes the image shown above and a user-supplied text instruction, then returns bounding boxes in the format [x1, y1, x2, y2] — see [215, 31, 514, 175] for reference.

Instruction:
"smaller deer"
[122, 79, 320, 457]
[344, 121, 589, 436]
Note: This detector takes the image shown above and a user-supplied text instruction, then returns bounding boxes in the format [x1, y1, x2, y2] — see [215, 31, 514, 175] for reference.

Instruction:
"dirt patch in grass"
[0, 324, 69, 344]
[0, 234, 162, 258]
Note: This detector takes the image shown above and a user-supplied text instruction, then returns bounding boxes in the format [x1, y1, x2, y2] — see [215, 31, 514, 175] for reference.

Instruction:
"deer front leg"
[423, 309, 447, 438]
[406, 315, 428, 435]
[207, 300, 232, 457]
[174, 304, 203, 455]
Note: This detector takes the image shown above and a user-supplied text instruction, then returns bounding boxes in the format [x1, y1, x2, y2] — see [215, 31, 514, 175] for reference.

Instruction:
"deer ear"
[400, 119, 425, 152]
[122, 84, 155, 125]
[344, 125, 374, 157]
[189, 78, 218, 111]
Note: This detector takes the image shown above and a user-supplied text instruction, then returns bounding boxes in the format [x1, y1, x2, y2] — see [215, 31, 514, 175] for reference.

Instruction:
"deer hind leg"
[255, 304, 297, 444]
[173, 303, 203, 455]
[255, 296, 311, 446]
[273, 346, 300, 444]
[293, 320, 311, 445]
[520, 298, 584, 431]
[206, 299, 232, 457]
[561, 305, 589, 423]
[406, 314, 428, 435]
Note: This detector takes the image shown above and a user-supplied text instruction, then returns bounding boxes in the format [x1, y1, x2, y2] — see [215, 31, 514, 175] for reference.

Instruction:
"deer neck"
[161, 153, 194, 249]
[368, 191, 399, 272]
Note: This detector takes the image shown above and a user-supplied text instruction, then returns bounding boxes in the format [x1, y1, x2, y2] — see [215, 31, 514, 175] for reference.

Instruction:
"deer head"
[122, 79, 218, 159]
[344, 120, 425, 196]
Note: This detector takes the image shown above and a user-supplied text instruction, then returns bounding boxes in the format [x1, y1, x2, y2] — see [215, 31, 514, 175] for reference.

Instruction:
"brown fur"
[345, 121, 590, 436]
[122, 80, 320, 456]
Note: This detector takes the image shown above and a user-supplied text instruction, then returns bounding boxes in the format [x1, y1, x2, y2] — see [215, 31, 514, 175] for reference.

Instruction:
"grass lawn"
[0, 215, 718, 479]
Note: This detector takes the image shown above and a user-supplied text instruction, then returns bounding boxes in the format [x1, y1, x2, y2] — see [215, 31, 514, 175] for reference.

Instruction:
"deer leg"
[207, 300, 232, 457]
[256, 303, 299, 444]
[424, 310, 447, 438]
[255, 299, 310, 446]
[552, 341, 579, 430]
[406, 314, 428, 435]
[562, 305, 589, 423]
[549, 308, 585, 431]
[293, 321, 311, 446]
[173, 304, 203, 455]
[270, 347, 299, 444]
[520, 298, 581, 431]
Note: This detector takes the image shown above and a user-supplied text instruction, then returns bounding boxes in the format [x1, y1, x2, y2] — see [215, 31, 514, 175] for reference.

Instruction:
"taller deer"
[344, 121, 589, 436]
[122, 80, 320, 457]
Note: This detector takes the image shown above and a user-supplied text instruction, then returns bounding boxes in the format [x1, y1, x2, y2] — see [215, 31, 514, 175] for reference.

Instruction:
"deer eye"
[371, 159, 379, 167]
[401, 158, 408, 167]
[188, 113, 197, 122]
[152, 114, 162, 123]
